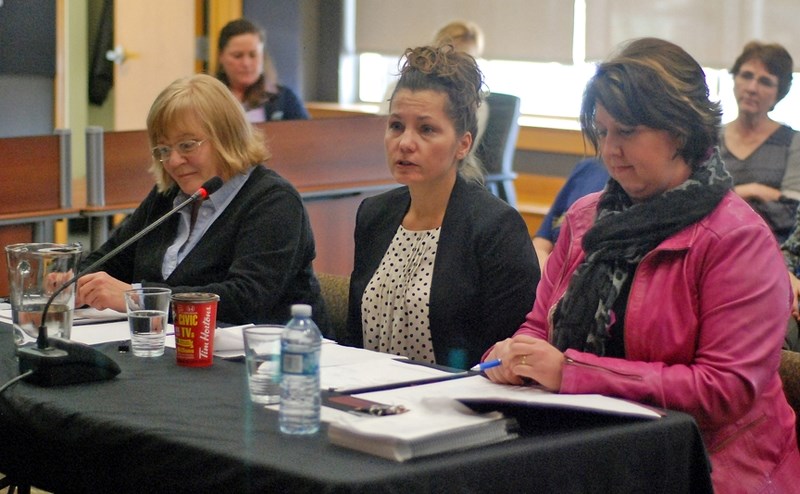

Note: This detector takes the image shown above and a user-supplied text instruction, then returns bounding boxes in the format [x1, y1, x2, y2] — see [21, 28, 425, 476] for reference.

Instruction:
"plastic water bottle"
[279, 304, 322, 434]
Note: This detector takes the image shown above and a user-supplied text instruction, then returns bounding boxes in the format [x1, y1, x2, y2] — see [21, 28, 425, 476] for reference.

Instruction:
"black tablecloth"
[0, 324, 713, 493]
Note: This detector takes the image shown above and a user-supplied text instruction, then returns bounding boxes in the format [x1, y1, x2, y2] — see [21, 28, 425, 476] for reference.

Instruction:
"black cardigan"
[81, 165, 328, 330]
[345, 176, 540, 368]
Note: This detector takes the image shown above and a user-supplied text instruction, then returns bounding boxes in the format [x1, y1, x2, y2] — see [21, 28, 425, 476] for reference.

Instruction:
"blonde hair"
[146, 74, 269, 192]
[433, 20, 484, 58]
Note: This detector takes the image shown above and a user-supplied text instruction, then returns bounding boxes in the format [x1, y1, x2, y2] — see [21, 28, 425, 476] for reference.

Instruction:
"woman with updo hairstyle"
[378, 20, 490, 152]
[343, 45, 539, 369]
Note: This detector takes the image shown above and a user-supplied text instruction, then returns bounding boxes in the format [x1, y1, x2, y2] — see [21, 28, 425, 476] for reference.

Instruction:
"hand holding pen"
[470, 359, 502, 372]
[482, 335, 565, 390]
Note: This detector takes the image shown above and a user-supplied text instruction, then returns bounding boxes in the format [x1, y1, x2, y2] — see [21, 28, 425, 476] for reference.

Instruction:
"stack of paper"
[327, 398, 517, 461]
[327, 374, 663, 461]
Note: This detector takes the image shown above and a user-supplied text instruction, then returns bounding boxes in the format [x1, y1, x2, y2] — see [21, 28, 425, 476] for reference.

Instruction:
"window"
[354, 0, 800, 129]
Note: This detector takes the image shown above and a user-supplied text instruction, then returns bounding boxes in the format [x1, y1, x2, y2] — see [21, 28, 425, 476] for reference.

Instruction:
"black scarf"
[552, 150, 732, 355]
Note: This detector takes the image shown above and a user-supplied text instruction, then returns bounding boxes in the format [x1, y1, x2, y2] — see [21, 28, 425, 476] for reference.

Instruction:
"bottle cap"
[291, 304, 312, 317]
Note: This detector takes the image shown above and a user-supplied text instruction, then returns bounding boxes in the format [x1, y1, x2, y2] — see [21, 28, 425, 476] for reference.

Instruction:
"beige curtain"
[355, 0, 575, 63]
[585, 0, 800, 69]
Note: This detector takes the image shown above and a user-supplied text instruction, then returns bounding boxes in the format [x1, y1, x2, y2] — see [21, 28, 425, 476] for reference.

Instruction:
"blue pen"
[470, 359, 502, 372]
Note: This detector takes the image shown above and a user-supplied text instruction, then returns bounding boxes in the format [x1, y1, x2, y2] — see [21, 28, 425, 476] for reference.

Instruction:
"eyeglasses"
[151, 139, 206, 163]
[735, 71, 779, 89]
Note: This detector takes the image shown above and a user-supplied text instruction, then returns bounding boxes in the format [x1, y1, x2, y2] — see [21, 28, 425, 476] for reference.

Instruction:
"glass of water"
[124, 287, 172, 357]
[243, 325, 285, 405]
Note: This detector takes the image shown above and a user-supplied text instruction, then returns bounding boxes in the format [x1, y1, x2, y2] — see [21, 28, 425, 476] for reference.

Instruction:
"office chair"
[475, 92, 521, 207]
[317, 272, 350, 341]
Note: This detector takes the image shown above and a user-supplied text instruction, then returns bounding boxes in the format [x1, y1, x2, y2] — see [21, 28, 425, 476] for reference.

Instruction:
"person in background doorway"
[344, 45, 540, 370]
[482, 37, 800, 492]
[216, 18, 310, 122]
[719, 41, 800, 242]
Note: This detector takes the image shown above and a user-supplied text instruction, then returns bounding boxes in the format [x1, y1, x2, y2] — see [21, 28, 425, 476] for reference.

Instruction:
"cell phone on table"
[324, 394, 408, 416]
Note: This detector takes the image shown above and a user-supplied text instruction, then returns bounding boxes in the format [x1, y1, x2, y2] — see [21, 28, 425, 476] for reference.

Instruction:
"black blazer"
[345, 176, 540, 368]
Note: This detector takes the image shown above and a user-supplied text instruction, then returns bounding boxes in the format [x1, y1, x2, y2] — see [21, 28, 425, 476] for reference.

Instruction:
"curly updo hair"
[391, 45, 486, 183]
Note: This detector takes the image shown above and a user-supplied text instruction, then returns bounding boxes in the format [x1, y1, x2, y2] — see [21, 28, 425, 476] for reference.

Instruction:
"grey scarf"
[552, 150, 732, 356]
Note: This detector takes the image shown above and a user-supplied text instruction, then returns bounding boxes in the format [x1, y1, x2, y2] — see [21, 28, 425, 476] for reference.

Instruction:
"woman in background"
[344, 45, 539, 369]
[482, 38, 800, 491]
[216, 18, 310, 122]
[532, 157, 608, 267]
[77, 74, 327, 329]
[720, 41, 800, 242]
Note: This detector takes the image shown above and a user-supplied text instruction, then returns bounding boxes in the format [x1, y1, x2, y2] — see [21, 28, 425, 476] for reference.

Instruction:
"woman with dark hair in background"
[482, 38, 800, 491]
[720, 41, 800, 242]
[216, 18, 310, 122]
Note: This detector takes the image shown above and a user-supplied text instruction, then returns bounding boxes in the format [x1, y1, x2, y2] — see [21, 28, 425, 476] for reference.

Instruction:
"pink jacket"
[517, 191, 800, 493]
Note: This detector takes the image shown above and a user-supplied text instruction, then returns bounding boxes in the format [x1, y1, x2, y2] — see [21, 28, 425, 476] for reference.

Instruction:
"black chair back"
[476, 92, 521, 207]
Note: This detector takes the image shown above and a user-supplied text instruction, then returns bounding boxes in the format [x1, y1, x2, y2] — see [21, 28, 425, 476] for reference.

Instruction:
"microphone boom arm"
[37, 186, 212, 349]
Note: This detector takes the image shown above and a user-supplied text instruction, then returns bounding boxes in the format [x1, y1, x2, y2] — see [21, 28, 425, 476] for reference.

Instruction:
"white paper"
[329, 397, 504, 440]
[0, 307, 126, 325]
[70, 320, 136, 345]
[355, 374, 663, 419]
[321, 357, 462, 393]
[212, 324, 253, 358]
[73, 307, 127, 325]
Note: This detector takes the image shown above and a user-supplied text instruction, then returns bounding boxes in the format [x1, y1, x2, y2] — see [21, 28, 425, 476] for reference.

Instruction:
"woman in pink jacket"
[484, 38, 800, 492]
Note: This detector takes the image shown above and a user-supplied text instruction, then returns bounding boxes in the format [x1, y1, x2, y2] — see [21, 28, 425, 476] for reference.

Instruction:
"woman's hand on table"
[76, 272, 131, 313]
[484, 334, 565, 391]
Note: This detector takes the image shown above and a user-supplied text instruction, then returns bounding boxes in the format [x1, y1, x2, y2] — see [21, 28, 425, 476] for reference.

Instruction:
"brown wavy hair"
[730, 40, 794, 108]
[215, 18, 280, 111]
[581, 37, 721, 168]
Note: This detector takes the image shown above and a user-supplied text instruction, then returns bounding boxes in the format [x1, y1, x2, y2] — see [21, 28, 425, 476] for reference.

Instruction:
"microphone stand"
[35, 188, 208, 349]
[18, 178, 221, 385]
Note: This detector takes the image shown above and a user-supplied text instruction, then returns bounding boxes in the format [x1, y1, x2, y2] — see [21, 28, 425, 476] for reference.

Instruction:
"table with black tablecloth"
[0, 324, 713, 493]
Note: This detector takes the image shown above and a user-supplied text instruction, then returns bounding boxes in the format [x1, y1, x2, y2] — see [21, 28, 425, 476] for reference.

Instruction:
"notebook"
[327, 398, 518, 462]
[327, 374, 663, 461]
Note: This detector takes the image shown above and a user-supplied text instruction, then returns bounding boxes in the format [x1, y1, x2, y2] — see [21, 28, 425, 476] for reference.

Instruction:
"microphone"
[17, 177, 224, 386]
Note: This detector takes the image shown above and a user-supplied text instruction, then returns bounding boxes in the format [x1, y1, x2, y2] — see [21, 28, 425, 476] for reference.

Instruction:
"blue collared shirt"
[161, 168, 253, 279]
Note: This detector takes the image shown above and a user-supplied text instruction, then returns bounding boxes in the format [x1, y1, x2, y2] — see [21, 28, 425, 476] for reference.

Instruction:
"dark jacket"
[82, 165, 328, 330]
[262, 85, 310, 121]
[345, 175, 540, 368]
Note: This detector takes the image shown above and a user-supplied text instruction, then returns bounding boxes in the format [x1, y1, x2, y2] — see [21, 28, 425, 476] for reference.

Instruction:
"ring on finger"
[521, 354, 527, 366]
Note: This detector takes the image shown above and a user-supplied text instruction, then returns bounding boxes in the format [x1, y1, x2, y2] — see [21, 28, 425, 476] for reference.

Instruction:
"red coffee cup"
[171, 292, 219, 367]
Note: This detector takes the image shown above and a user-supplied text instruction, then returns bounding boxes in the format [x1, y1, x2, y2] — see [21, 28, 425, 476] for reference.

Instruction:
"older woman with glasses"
[720, 41, 800, 242]
[76, 74, 327, 328]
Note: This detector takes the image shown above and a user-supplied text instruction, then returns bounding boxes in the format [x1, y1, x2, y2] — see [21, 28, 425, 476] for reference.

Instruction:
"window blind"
[585, 0, 800, 69]
[355, 0, 574, 63]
